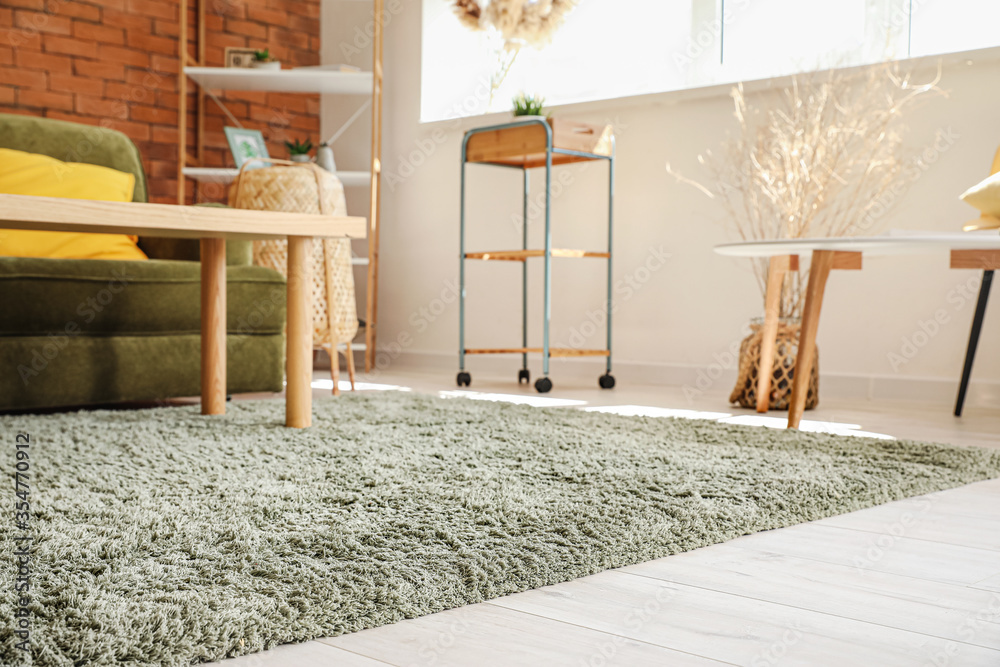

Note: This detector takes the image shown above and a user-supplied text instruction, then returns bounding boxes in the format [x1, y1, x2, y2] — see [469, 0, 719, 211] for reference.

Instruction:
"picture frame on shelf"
[224, 47, 257, 68]
[224, 127, 269, 169]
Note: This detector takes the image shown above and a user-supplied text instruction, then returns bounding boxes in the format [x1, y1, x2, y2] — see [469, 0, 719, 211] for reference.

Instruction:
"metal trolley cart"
[457, 117, 616, 393]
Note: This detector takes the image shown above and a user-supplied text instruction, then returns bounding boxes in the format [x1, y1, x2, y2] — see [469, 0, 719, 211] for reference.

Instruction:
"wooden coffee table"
[715, 233, 1000, 429]
[0, 194, 366, 428]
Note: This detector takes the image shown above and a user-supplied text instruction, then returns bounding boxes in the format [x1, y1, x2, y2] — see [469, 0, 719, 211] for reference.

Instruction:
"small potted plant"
[252, 48, 280, 70]
[285, 138, 313, 163]
[512, 93, 547, 119]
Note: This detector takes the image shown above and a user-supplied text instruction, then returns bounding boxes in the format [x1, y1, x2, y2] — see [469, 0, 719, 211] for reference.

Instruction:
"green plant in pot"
[253, 48, 280, 70]
[285, 138, 313, 163]
[512, 93, 547, 119]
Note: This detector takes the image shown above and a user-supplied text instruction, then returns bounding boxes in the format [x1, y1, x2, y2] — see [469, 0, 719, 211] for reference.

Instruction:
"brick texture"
[0, 0, 321, 204]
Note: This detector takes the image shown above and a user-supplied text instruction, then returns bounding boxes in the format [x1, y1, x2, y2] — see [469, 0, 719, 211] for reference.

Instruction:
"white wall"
[323, 1, 1000, 407]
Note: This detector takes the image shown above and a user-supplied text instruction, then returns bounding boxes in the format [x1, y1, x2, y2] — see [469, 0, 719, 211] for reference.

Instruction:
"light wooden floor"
[210, 370, 1000, 666]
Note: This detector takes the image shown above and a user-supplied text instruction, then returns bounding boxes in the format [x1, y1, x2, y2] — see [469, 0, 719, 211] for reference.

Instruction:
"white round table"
[714, 232, 1000, 429]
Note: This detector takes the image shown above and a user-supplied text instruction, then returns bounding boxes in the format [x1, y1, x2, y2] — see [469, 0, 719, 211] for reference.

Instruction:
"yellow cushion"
[960, 171, 1000, 218]
[0, 148, 147, 260]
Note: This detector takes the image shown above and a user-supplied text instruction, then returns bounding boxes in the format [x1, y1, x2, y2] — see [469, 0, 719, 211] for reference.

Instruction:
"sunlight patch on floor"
[310, 379, 413, 392]
[718, 414, 895, 439]
[311, 375, 896, 439]
[583, 405, 732, 420]
[584, 404, 894, 439]
[438, 390, 587, 407]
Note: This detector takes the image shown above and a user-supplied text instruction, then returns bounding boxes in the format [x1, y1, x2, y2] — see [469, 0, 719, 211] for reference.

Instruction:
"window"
[420, 0, 1000, 123]
[909, 0, 1000, 57]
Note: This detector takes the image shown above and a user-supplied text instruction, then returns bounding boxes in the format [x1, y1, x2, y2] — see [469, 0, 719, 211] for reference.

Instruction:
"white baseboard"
[379, 349, 1000, 410]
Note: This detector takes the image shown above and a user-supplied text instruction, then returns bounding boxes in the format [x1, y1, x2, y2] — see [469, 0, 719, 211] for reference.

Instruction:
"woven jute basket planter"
[730, 319, 819, 411]
[229, 160, 358, 393]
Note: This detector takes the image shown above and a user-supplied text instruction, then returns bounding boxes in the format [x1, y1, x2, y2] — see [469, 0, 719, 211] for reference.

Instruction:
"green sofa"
[0, 113, 286, 411]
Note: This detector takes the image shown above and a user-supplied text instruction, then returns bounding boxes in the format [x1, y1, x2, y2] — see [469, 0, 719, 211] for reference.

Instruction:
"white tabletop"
[714, 232, 1000, 258]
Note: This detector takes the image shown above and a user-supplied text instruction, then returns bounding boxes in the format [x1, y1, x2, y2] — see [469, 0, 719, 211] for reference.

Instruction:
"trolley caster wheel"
[518, 369, 531, 385]
[598, 373, 616, 390]
[456, 371, 471, 387]
[534, 377, 552, 393]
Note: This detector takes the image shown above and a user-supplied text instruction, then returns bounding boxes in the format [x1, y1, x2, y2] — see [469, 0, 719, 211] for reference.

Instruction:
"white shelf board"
[351, 257, 369, 265]
[184, 67, 372, 94]
[182, 167, 371, 188]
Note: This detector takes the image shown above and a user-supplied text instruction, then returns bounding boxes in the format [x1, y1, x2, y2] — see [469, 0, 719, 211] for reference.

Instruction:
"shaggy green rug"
[2, 392, 1000, 666]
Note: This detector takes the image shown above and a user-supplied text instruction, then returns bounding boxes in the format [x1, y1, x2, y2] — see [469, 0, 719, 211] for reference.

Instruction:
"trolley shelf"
[465, 249, 610, 261]
[465, 119, 613, 169]
[458, 117, 616, 394]
[464, 348, 610, 357]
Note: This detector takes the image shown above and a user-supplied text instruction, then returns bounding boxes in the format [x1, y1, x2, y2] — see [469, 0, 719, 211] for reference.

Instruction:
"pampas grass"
[669, 62, 942, 318]
[453, 0, 578, 48]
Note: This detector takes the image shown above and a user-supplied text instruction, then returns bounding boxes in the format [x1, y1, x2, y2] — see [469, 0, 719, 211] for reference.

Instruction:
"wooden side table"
[715, 234, 1000, 429]
[0, 194, 366, 428]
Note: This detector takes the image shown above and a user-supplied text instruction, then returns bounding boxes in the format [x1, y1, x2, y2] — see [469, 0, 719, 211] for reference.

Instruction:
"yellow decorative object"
[960, 171, 1000, 231]
[960, 171, 1000, 215]
[959, 147, 1000, 231]
[0, 148, 146, 260]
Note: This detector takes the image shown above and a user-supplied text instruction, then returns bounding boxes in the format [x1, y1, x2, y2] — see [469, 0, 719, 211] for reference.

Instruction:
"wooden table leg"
[201, 237, 227, 415]
[788, 250, 835, 429]
[286, 236, 313, 428]
[757, 255, 790, 413]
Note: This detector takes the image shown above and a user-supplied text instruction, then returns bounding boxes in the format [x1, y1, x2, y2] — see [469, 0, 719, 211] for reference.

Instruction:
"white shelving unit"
[183, 67, 372, 94]
[177, 0, 384, 370]
[182, 167, 371, 188]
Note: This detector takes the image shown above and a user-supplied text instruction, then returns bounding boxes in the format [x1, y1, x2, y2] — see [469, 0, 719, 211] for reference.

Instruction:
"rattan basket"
[730, 319, 818, 411]
[229, 159, 358, 394]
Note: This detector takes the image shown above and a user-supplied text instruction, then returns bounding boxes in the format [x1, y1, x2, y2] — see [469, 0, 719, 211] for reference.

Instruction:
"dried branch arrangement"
[669, 62, 942, 318]
[453, 0, 578, 105]
[454, 0, 578, 48]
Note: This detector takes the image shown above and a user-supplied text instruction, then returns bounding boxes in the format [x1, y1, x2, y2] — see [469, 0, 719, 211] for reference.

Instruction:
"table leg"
[788, 250, 835, 429]
[757, 255, 790, 413]
[286, 236, 313, 428]
[955, 270, 993, 417]
[201, 238, 227, 415]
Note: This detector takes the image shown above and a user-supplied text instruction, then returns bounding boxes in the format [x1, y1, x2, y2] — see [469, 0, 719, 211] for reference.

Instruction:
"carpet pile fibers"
[2, 392, 999, 665]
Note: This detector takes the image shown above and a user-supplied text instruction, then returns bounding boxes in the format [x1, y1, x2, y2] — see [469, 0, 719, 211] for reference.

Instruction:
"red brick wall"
[0, 0, 321, 204]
